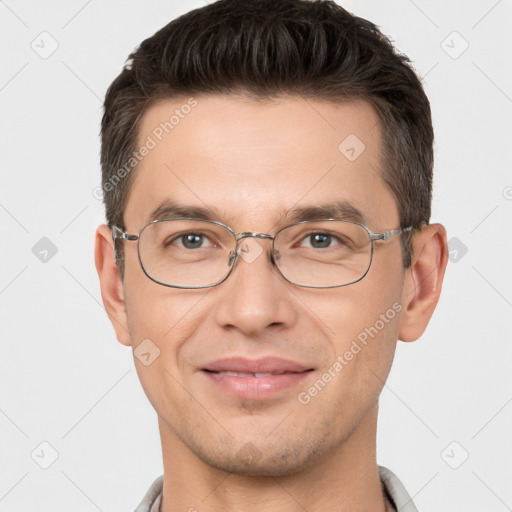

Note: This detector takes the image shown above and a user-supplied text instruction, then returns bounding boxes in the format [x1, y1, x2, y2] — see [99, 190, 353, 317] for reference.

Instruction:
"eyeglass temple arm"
[370, 226, 414, 242]
[111, 226, 138, 242]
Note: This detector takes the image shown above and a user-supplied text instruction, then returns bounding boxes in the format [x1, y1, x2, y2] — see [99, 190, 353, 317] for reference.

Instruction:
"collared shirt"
[134, 466, 418, 512]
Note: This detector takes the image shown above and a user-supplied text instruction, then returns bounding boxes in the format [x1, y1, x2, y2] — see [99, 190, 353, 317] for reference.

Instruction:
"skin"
[95, 95, 448, 512]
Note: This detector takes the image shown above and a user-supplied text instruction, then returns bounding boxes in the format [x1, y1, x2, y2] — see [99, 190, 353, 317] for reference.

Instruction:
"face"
[118, 95, 407, 476]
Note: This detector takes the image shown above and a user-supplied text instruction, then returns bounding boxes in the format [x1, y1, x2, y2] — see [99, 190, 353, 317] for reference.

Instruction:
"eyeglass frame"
[111, 217, 414, 289]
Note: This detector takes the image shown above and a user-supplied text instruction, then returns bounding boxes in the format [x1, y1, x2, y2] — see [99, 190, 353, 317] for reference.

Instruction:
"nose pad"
[228, 245, 276, 269]
[228, 239, 278, 270]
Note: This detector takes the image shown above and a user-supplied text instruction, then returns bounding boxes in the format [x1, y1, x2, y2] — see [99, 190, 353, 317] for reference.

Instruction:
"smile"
[200, 358, 314, 400]
[206, 370, 301, 377]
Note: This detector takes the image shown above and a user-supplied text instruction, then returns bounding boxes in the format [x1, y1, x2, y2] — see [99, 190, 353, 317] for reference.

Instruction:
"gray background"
[1, 1, 511, 510]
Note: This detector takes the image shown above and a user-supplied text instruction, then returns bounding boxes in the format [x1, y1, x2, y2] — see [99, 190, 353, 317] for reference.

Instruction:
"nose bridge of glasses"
[235, 232, 275, 259]
[227, 232, 275, 267]
[235, 232, 274, 242]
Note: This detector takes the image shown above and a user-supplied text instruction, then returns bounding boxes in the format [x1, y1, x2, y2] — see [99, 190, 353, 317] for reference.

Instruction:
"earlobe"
[398, 223, 448, 342]
[94, 224, 132, 346]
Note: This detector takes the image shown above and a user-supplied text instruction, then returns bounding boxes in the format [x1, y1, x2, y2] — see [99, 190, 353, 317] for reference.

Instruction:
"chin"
[192, 439, 326, 477]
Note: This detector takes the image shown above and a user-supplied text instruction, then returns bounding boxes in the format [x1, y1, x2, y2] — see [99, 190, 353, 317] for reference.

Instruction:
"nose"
[214, 237, 297, 337]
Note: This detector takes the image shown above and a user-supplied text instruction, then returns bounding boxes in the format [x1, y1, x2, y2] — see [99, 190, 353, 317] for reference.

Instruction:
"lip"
[201, 357, 314, 400]
[203, 356, 310, 374]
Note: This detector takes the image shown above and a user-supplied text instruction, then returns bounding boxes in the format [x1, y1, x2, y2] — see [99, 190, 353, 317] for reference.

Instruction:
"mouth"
[200, 357, 314, 400]
[203, 370, 308, 377]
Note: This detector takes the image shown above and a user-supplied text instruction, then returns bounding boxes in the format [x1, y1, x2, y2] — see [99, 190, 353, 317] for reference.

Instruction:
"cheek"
[307, 296, 402, 413]
[322, 293, 401, 380]
[309, 258, 404, 391]
[123, 282, 204, 415]
[122, 260, 213, 403]
[317, 270, 403, 349]
[123, 244, 198, 340]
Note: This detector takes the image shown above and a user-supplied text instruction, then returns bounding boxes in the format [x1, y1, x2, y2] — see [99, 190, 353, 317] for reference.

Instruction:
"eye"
[300, 232, 344, 249]
[167, 232, 213, 249]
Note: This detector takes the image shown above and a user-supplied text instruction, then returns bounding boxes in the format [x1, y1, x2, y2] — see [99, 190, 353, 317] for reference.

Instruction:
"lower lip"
[202, 371, 312, 400]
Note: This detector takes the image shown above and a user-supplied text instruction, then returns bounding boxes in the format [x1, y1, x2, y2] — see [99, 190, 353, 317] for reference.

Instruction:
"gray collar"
[135, 466, 417, 512]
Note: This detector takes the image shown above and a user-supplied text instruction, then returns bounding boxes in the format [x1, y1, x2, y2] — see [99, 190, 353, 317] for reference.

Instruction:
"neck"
[158, 404, 388, 512]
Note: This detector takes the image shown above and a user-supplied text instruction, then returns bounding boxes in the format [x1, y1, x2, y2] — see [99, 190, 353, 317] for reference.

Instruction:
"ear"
[94, 224, 132, 346]
[398, 223, 448, 342]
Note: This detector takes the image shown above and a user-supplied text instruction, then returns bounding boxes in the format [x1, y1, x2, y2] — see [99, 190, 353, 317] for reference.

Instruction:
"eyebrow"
[281, 201, 365, 224]
[148, 200, 216, 223]
[147, 199, 366, 226]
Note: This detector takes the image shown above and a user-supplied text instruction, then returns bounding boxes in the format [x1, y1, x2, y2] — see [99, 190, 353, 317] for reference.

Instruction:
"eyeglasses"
[112, 218, 413, 289]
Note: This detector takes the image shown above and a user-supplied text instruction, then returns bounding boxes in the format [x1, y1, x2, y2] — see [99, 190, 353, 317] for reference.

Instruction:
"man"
[94, 0, 448, 510]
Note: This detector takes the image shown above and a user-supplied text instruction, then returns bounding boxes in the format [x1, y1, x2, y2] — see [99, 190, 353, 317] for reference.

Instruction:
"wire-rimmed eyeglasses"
[112, 218, 413, 289]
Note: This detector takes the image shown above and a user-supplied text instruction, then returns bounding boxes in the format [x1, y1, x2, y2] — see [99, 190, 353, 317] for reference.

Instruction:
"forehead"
[124, 95, 398, 231]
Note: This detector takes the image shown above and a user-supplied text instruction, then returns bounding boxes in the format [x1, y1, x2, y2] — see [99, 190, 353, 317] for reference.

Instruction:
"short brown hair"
[101, 0, 433, 277]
